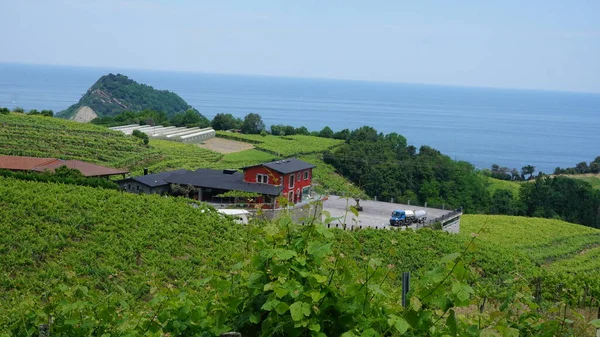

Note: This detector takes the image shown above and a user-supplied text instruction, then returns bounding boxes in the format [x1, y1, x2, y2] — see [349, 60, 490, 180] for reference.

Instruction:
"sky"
[1, 0, 600, 92]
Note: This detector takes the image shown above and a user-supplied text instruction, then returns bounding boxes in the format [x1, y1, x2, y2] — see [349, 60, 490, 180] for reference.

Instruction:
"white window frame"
[256, 174, 269, 184]
[297, 173, 300, 182]
[289, 174, 295, 188]
[303, 170, 309, 180]
[288, 190, 294, 203]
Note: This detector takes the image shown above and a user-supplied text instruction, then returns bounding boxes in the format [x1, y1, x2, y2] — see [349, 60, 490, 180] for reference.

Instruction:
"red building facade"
[242, 158, 315, 206]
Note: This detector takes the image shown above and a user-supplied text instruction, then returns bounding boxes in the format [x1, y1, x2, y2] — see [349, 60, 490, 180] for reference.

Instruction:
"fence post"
[402, 272, 410, 307]
[374, 196, 377, 201]
[424, 202, 427, 208]
[407, 200, 410, 205]
[442, 204, 445, 210]
[39, 324, 49, 337]
[391, 198, 394, 204]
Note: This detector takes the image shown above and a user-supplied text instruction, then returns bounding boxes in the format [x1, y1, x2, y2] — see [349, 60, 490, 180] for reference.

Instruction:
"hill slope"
[460, 214, 600, 272]
[56, 73, 204, 122]
[0, 113, 222, 170]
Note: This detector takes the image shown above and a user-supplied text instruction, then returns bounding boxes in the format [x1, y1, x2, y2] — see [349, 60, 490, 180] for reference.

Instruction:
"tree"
[12, 107, 24, 113]
[490, 189, 517, 215]
[295, 126, 310, 135]
[241, 113, 265, 134]
[575, 161, 589, 174]
[590, 162, 600, 174]
[212, 113, 242, 131]
[333, 128, 350, 140]
[510, 168, 520, 180]
[521, 165, 535, 180]
[40, 109, 54, 117]
[170, 109, 210, 128]
[318, 126, 334, 138]
[0, 107, 10, 115]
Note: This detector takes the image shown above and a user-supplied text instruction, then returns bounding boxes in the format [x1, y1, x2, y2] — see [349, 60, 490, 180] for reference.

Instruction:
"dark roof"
[243, 158, 315, 174]
[34, 160, 129, 177]
[165, 168, 281, 196]
[126, 169, 188, 188]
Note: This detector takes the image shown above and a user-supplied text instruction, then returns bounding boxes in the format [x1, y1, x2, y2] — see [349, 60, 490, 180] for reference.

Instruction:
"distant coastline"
[1, 62, 599, 173]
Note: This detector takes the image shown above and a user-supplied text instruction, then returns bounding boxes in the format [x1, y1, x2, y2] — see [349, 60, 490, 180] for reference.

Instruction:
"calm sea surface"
[1, 63, 599, 173]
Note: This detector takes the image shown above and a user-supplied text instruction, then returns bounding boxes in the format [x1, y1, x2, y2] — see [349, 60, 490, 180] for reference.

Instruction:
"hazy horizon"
[2, 1, 600, 93]
[5, 61, 600, 96]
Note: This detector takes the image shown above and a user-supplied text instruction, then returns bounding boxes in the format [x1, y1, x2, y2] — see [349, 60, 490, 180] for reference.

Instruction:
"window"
[297, 173, 300, 182]
[289, 174, 294, 188]
[256, 174, 269, 184]
[303, 170, 309, 180]
[288, 190, 294, 203]
[136, 185, 140, 191]
[127, 184, 131, 190]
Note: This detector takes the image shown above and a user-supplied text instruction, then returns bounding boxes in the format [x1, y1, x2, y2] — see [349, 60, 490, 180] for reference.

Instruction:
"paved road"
[321, 195, 453, 229]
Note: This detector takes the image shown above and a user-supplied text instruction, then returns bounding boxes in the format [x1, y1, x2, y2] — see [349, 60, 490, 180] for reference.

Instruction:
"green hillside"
[460, 214, 600, 272]
[563, 174, 600, 189]
[485, 177, 521, 196]
[1, 178, 597, 335]
[56, 73, 205, 121]
[0, 113, 221, 170]
[0, 113, 361, 195]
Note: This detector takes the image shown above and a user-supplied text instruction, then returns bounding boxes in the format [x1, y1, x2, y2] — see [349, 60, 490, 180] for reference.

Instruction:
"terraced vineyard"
[0, 113, 162, 167]
[460, 214, 600, 271]
[0, 113, 223, 171]
[216, 131, 344, 156]
[137, 139, 223, 174]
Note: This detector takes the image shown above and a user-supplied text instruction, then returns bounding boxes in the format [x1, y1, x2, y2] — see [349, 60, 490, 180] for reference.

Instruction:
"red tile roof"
[0, 156, 59, 171]
[0, 155, 129, 177]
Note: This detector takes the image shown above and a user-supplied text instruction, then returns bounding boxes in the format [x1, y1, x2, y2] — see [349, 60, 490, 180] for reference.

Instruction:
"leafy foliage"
[520, 176, 600, 228]
[325, 127, 490, 212]
[0, 187, 590, 336]
[212, 113, 243, 131]
[132, 129, 149, 145]
[241, 113, 266, 134]
[57, 73, 202, 119]
[92, 108, 210, 128]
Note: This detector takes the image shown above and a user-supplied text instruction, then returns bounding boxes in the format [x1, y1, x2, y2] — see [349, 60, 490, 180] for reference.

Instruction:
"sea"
[1, 63, 599, 174]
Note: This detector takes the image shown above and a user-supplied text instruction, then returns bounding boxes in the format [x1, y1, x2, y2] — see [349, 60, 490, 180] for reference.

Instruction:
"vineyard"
[1, 178, 599, 335]
[216, 131, 344, 157]
[460, 215, 600, 269]
[0, 113, 162, 167]
[0, 114, 361, 196]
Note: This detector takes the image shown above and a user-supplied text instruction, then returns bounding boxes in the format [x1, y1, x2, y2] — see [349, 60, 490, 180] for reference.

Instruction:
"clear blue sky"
[2, 0, 600, 92]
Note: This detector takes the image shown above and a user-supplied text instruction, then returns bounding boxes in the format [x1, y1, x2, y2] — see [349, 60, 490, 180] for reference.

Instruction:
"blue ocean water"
[1, 63, 599, 173]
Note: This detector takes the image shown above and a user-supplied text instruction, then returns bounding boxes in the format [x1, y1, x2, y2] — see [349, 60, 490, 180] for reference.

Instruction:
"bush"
[132, 129, 149, 145]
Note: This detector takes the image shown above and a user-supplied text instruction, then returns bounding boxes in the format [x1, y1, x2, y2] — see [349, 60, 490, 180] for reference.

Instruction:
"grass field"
[562, 174, 600, 189]
[460, 214, 600, 272]
[216, 131, 344, 156]
[485, 177, 521, 196]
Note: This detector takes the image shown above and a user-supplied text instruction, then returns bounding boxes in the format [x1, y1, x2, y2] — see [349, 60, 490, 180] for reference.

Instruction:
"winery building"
[118, 158, 315, 208]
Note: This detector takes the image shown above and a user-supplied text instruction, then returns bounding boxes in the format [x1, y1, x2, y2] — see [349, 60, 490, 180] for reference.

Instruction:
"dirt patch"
[71, 106, 98, 123]
[197, 137, 254, 154]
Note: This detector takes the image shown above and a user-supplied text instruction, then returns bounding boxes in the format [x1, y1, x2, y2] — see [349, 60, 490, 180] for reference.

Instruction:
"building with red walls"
[118, 158, 315, 209]
[242, 158, 315, 206]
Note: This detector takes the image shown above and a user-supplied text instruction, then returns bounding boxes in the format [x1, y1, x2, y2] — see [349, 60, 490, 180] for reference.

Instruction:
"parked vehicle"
[389, 209, 427, 226]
